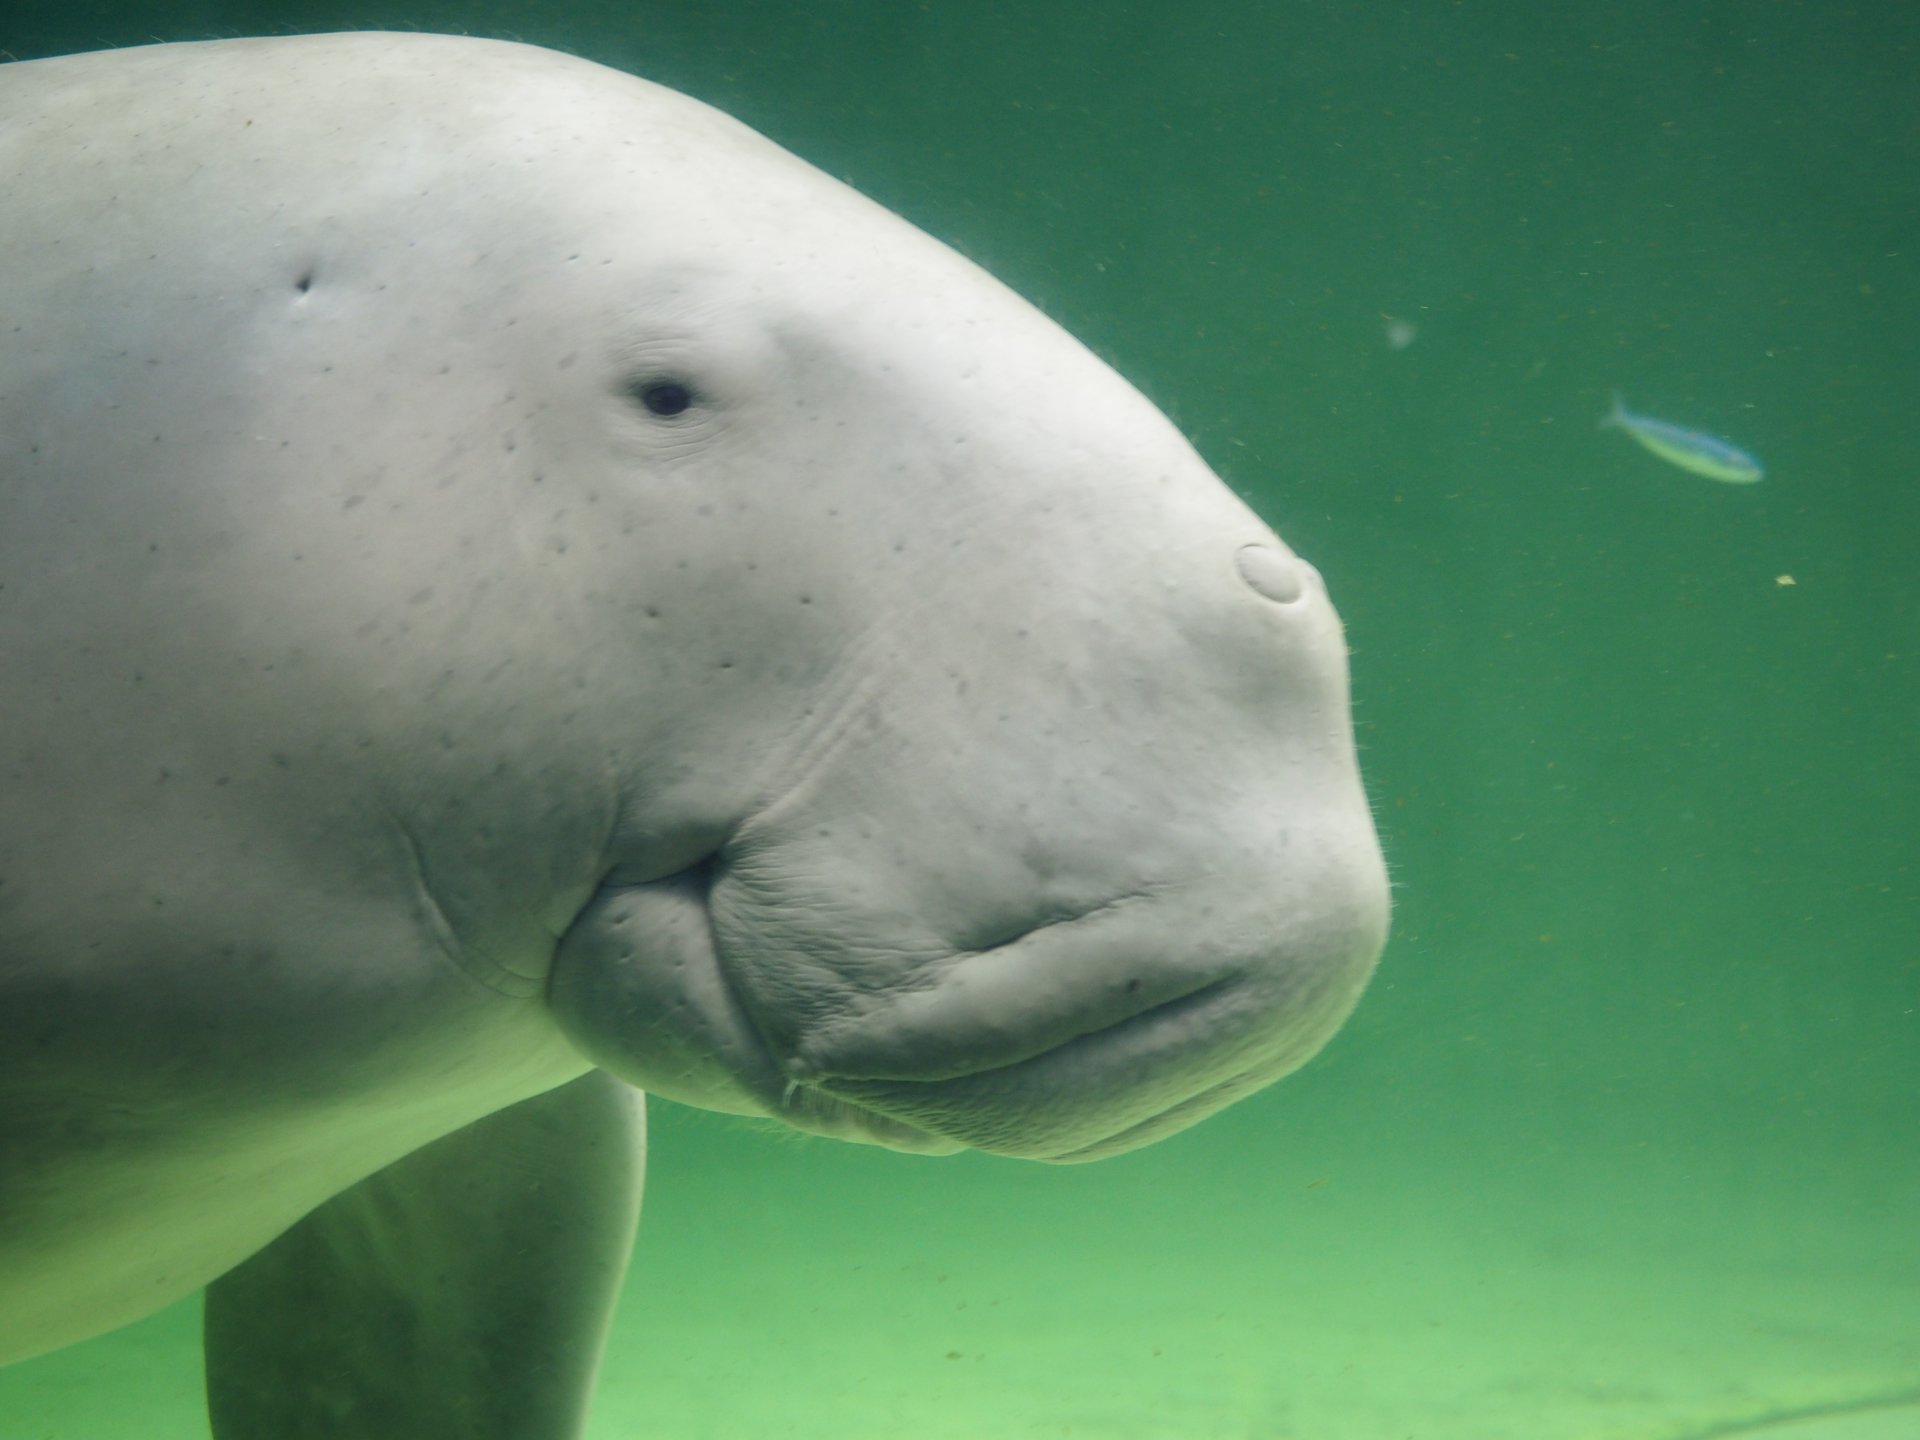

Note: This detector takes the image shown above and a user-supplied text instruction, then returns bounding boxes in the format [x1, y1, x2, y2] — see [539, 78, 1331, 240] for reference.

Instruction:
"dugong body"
[0, 32, 1388, 1437]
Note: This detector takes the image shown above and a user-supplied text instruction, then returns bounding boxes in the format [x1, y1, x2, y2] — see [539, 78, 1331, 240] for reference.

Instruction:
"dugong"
[0, 31, 1389, 1438]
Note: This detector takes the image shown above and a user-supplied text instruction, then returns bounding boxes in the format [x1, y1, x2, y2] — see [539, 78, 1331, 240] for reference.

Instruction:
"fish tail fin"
[1599, 391, 1626, 431]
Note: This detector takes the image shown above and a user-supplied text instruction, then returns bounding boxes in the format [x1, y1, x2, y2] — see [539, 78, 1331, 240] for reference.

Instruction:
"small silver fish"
[1601, 393, 1763, 484]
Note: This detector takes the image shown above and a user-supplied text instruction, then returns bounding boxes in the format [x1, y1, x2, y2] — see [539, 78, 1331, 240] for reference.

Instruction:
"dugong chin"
[0, 31, 1389, 1438]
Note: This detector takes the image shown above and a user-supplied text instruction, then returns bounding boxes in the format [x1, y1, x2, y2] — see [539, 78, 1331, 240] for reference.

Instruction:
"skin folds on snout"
[551, 487, 1390, 1162]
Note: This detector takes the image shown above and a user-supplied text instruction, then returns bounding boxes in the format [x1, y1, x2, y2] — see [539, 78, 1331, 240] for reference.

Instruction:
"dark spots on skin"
[294, 270, 313, 294]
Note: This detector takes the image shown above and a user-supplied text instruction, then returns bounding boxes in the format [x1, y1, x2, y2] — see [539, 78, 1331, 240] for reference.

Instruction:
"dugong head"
[504, 44, 1394, 1162]
[6, 34, 1388, 1164]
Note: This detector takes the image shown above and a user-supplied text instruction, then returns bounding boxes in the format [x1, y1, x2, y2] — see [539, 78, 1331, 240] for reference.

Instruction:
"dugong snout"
[554, 517, 1388, 1162]
[784, 860, 1387, 1161]
[554, 849, 1386, 1162]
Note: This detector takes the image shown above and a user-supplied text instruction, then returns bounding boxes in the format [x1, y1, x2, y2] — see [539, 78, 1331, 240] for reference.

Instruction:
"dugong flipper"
[205, 1074, 643, 1439]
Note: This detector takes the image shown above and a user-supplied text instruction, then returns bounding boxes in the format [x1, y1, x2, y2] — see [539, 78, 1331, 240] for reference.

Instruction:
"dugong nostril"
[1234, 543, 1306, 605]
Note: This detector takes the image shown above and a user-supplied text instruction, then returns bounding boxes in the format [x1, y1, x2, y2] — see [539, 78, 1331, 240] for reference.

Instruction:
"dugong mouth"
[764, 1081, 966, 1156]
[732, 850, 1383, 1161]
[781, 977, 1267, 1162]
[549, 847, 1381, 1163]
[729, 968, 1265, 1163]
[547, 867, 973, 1154]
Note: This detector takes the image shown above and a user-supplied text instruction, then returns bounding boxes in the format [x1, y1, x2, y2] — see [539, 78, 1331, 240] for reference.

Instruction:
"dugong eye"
[632, 379, 696, 417]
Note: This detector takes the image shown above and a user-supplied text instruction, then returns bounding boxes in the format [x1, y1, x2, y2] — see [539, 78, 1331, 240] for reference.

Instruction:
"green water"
[4, 2, 1914, 1437]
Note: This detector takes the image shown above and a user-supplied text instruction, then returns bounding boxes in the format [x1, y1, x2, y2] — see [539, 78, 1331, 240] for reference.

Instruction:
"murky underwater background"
[4, 1, 1914, 1436]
